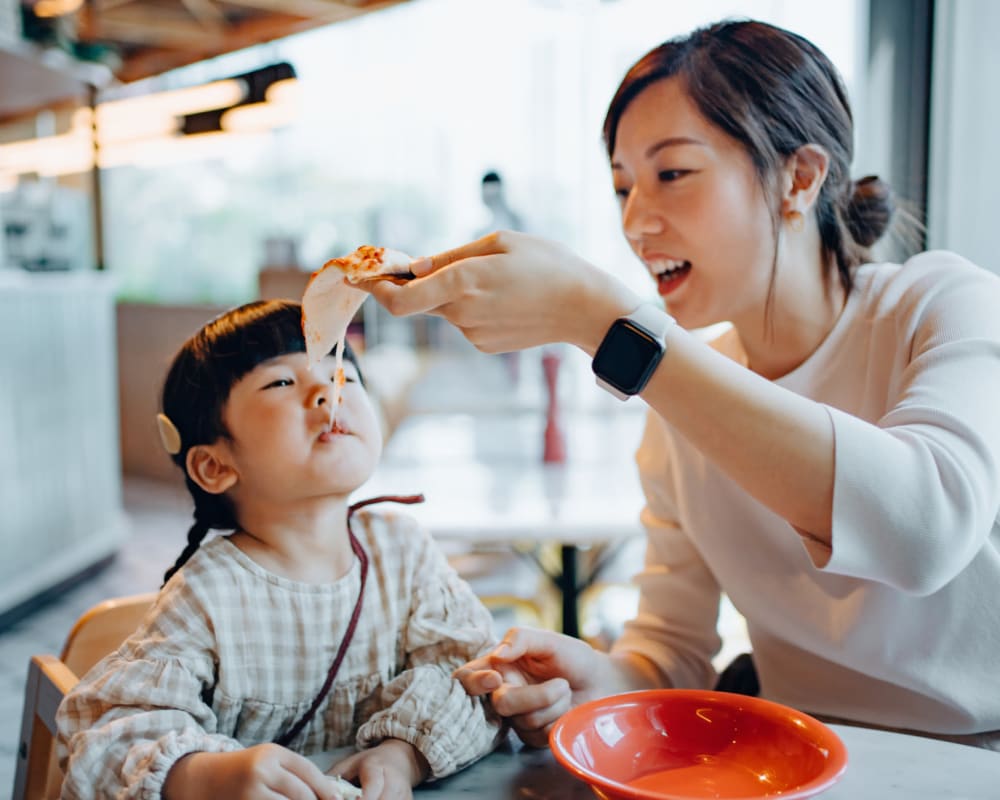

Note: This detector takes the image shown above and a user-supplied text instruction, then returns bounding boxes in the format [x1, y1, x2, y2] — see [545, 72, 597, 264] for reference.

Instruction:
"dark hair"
[602, 19, 895, 298]
[160, 299, 363, 585]
[481, 171, 502, 184]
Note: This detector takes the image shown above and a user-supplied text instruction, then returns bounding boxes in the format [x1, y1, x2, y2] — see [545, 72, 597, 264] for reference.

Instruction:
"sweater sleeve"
[354, 522, 502, 779]
[825, 254, 1000, 594]
[57, 582, 241, 799]
[611, 408, 722, 691]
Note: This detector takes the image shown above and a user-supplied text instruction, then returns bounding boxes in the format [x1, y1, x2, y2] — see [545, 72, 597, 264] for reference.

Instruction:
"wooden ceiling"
[55, 0, 409, 83]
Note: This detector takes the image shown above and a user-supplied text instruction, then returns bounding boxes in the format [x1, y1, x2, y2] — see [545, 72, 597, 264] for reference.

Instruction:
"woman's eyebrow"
[611, 135, 707, 170]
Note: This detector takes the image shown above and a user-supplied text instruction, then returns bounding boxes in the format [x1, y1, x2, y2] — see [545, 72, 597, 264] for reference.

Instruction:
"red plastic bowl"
[549, 689, 847, 800]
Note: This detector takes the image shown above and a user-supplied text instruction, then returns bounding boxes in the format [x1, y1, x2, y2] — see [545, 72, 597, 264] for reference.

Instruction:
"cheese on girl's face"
[300, 245, 414, 425]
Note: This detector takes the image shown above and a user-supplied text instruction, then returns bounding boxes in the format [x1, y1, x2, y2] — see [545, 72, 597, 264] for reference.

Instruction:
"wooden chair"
[13, 592, 157, 800]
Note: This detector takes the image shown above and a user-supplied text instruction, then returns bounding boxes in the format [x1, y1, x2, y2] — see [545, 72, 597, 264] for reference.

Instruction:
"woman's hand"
[365, 231, 641, 354]
[453, 627, 609, 748]
[163, 743, 344, 800]
[330, 738, 429, 800]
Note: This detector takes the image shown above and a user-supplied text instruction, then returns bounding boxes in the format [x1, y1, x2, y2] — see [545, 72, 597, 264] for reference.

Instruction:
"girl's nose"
[309, 383, 330, 408]
[622, 187, 665, 241]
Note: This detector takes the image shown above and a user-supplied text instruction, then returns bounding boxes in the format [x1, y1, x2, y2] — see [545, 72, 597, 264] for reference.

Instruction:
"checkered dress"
[57, 509, 502, 798]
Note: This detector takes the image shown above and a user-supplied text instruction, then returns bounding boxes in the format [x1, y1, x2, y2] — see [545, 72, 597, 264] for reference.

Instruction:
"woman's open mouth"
[650, 258, 692, 296]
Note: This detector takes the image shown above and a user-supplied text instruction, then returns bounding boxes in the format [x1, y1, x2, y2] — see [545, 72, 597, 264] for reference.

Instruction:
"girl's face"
[610, 76, 778, 331]
[219, 352, 382, 502]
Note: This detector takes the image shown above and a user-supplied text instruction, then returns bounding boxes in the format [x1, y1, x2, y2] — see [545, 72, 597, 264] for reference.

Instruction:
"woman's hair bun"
[845, 174, 895, 248]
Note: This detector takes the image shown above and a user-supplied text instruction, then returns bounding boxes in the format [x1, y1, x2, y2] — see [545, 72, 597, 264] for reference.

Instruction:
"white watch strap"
[594, 303, 674, 400]
[627, 303, 673, 341]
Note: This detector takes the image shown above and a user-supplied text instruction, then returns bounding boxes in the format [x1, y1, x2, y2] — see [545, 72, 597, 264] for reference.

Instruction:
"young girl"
[371, 20, 1000, 750]
[56, 299, 502, 799]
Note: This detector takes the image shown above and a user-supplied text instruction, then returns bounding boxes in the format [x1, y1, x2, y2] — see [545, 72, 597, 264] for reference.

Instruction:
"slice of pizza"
[301, 245, 415, 424]
[328, 245, 416, 285]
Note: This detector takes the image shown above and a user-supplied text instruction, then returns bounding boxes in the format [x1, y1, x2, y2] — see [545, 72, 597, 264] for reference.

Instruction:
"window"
[99, 0, 866, 309]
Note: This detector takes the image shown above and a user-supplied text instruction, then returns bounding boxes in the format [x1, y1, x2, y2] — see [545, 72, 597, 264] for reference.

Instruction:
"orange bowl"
[549, 689, 847, 800]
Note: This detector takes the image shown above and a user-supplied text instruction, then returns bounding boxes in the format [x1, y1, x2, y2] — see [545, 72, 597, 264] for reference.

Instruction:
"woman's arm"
[370, 232, 836, 547]
[373, 236, 1000, 591]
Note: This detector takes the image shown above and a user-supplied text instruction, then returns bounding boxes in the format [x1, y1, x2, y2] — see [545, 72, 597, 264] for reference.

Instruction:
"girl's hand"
[330, 738, 429, 800]
[453, 627, 606, 748]
[365, 231, 641, 355]
[164, 743, 341, 800]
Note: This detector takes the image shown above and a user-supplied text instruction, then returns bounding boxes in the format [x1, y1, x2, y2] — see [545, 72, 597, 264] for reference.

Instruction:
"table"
[356, 410, 648, 637]
[313, 724, 1000, 798]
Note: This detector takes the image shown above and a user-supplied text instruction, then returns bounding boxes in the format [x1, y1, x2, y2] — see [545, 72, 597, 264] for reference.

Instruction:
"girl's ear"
[781, 143, 830, 217]
[186, 444, 239, 495]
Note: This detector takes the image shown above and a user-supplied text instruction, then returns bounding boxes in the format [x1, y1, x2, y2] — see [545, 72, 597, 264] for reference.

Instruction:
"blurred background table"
[357, 408, 648, 637]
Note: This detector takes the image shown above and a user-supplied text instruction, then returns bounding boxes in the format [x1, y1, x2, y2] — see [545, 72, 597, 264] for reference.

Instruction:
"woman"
[368, 20, 1000, 750]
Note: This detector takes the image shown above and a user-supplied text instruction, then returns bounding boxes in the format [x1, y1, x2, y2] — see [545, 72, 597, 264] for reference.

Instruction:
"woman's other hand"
[365, 231, 640, 355]
[453, 627, 607, 748]
[330, 738, 429, 800]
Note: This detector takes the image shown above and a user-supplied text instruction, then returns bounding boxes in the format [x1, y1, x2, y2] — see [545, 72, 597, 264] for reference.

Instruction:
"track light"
[0, 62, 300, 178]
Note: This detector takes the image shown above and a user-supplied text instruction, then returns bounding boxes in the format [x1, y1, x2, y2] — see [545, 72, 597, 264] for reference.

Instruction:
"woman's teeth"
[653, 258, 691, 278]
[653, 259, 692, 295]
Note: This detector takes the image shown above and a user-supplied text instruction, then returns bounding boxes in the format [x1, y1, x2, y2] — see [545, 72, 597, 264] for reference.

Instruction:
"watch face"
[592, 319, 664, 394]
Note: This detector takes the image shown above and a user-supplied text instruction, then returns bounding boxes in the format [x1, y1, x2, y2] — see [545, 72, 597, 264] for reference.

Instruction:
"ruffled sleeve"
[355, 520, 502, 779]
[57, 580, 241, 799]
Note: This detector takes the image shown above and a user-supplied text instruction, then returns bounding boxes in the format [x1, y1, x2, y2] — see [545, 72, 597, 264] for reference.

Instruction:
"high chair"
[13, 592, 158, 800]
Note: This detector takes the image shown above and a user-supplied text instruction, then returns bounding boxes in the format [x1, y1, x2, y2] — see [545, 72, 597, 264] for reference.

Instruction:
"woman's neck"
[734, 256, 846, 380]
[228, 495, 355, 583]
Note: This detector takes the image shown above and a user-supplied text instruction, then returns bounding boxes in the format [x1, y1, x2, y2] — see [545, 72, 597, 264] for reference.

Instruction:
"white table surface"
[356, 410, 648, 546]
[313, 724, 1000, 798]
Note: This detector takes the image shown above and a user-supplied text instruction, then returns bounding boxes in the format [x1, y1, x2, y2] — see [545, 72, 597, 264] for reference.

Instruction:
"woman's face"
[610, 76, 778, 330]
[219, 352, 382, 503]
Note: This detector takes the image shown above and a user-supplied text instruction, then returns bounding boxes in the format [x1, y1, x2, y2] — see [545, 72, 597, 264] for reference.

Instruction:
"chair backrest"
[13, 592, 157, 800]
[59, 593, 158, 677]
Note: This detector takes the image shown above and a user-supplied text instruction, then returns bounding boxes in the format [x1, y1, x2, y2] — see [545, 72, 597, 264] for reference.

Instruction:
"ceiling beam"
[111, 2, 403, 82]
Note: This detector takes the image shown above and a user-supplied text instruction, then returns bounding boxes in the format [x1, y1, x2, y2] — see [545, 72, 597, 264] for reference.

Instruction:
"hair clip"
[156, 413, 182, 455]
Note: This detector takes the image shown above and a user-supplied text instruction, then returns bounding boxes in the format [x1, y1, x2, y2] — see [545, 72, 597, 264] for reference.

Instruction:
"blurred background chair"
[442, 542, 561, 636]
[13, 592, 156, 800]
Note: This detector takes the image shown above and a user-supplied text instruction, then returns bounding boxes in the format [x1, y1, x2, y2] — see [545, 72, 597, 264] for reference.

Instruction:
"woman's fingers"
[508, 680, 573, 747]
[489, 626, 571, 665]
[410, 231, 511, 277]
[490, 676, 571, 719]
[452, 665, 504, 695]
[364, 253, 497, 318]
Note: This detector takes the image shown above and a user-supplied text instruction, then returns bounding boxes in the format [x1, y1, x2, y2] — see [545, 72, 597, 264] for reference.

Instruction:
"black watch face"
[592, 319, 663, 394]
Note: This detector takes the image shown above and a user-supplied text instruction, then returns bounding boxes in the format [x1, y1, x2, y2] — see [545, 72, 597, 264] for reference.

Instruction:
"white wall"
[927, 0, 1000, 274]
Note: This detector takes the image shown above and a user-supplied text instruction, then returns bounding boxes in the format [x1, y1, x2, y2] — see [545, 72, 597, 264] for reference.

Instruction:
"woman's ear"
[186, 444, 239, 495]
[781, 143, 830, 217]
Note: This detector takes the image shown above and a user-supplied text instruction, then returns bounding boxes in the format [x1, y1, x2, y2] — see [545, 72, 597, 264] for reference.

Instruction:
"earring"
[156, 413, 182, 455]
[786, 210, 805, 233]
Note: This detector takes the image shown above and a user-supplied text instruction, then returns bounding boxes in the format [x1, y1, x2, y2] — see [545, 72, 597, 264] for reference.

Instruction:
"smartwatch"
[592, 304, 674, 401]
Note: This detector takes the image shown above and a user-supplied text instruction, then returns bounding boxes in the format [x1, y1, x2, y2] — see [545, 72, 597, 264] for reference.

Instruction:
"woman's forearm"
[570, 291, 835, 548]
[604, 650, 673, 694]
